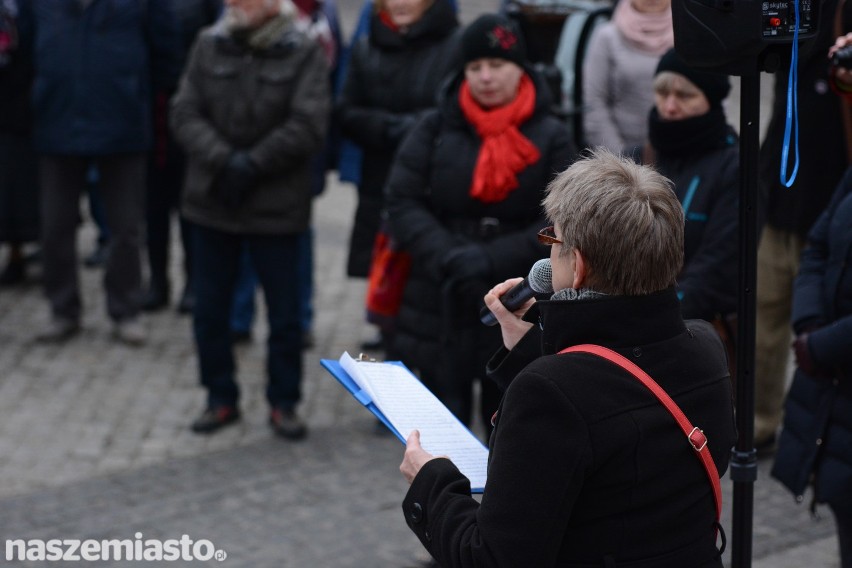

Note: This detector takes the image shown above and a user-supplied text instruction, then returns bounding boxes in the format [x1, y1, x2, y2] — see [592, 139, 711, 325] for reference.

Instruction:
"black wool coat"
[385, 69, 576, 379]
[336, 0, 460, 276]
[403, 289, 737, 567]
[772, 167, 852, 508]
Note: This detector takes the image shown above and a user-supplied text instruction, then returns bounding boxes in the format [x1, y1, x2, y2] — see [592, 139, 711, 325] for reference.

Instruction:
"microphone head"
[528, 258, 553, 294]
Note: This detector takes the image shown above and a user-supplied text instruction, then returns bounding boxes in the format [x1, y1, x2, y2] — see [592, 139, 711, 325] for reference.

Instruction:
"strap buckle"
[689, 427, 708, 451]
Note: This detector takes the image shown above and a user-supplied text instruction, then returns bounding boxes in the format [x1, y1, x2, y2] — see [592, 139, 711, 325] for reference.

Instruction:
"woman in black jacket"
[337, 0, 460, 279]
[399, 149, 736, 567]
[645, 48, 739, 322]
[772, 166, 852, 568]
[385, 14, 576, 430]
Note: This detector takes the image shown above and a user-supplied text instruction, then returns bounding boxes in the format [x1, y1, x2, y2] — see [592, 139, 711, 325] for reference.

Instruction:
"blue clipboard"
[320, 358, 486, 493]
[320, 358, 406, 443]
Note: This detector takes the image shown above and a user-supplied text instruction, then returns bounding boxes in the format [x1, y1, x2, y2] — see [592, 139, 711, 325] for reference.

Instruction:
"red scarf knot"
[459, 73, 541, 203]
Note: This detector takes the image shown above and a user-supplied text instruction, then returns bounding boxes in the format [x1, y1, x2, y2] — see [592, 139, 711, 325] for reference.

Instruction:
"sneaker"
[36, 318, 80, 343]
[269, 407, 307, 440]
[112, 318, 147, 346]
[191, 406, 240, 434]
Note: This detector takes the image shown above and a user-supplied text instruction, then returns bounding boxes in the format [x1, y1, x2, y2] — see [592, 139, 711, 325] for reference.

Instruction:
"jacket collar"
[368, 0, 458, 51]
[535, 287, 687, 354]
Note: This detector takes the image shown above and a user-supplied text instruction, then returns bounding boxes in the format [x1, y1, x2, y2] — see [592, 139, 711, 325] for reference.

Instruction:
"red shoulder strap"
[559, 344, 723, 525]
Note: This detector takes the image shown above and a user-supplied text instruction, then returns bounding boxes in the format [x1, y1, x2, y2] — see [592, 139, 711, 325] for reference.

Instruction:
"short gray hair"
[542, 148, 684, 296]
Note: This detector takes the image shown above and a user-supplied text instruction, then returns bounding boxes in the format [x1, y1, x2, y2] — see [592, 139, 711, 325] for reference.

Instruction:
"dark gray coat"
[170, 22, 330, 234]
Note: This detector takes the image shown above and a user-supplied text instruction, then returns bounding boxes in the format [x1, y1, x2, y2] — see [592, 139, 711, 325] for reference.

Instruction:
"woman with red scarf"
[385, 14, 576, 433]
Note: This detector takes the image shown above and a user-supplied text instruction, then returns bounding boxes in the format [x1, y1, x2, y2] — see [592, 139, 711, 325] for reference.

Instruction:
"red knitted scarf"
[459, 73, 541, 203]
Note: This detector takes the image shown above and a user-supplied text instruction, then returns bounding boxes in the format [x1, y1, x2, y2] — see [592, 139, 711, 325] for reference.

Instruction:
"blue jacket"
[23, 0, 180, 155]
[772, 167, 852, 508]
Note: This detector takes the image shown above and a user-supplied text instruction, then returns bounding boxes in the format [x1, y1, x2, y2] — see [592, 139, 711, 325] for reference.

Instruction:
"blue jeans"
[192, 225, 303, 410]
[229, 230, 313, 334]
[230, 244, 257, 334]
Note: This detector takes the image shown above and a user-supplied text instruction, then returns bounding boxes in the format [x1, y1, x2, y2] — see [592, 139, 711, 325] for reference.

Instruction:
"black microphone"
[480, 259, 553, 326]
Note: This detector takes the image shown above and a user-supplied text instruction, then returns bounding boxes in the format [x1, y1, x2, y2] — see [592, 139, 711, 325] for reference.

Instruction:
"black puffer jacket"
[337, 0, 460, 276]
[772, 167, 852, 508]
[654, 127, 739, 320]
[385, 68, 576, 379]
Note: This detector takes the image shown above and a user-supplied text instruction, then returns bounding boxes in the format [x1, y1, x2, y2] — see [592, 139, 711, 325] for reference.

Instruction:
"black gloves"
[441, 244, 492, 283]
[792, 332, 832, 378]
[214, 151, 259, 209]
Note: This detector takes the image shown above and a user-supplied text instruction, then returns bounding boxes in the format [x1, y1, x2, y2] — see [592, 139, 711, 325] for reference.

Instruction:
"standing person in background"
[771, 29, 852, 568]
[171, 0, 330, 438]
[229, 0, 342, 348]
[582, 0, 673, 154]
[142, 0, 223, 314]
[754, 0, 852, 453]
[293, 0, 342, 348]
[22, 0, 180, 344]
[0, 0, 38, 287]
[385, 14, 576, 431]
[772, 164, 852, 568]
[643, 49, 739, 325]
[336, 0, 460, 350]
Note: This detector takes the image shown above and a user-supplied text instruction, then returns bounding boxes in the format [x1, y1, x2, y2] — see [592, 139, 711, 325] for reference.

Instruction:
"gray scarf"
[223, 3, 296, 51]
[550, 288, 608, 302]
[245, 12, 294, 50]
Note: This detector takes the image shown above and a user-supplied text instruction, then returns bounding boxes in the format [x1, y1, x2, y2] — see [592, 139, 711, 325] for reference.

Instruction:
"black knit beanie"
[655, 48, 731, 109]
[461, 14, 526, 67]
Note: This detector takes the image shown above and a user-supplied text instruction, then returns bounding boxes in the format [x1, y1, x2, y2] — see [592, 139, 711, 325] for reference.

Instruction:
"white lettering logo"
[5, 534, 227, 562]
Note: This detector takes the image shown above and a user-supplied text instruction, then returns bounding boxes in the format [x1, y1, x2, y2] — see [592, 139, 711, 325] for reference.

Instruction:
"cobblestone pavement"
[0, 1, 841, 565]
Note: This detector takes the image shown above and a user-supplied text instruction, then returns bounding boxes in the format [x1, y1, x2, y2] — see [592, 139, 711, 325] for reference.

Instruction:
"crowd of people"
[1, 0, 852, 565]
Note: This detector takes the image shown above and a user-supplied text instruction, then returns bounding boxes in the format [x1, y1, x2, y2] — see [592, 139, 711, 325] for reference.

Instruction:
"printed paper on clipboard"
[320, 352, 488, 493]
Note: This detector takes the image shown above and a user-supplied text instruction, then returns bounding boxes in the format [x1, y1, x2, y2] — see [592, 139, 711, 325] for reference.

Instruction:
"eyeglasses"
[537, 225, 563, 246]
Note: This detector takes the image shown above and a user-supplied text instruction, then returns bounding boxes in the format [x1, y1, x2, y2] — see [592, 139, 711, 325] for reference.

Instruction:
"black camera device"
[672, 0, 824, 75]
[832, 45, 852, 69]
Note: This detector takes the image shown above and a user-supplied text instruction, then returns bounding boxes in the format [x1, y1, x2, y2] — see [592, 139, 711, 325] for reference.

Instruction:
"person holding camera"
[399, 149, 736, 567]
[771, 28, 852, 568]
[753, 0, 852, 454]
[771, 164, 852, 568]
